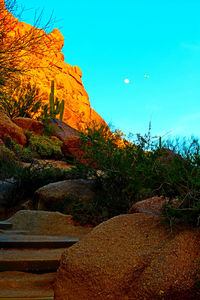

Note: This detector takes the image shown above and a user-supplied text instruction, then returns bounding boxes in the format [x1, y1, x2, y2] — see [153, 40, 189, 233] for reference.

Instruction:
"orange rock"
[61, 136, 83, 162]
[129, 195, 179, 216]
[3, 8, 107, 131]
[0, 112, 26, 146]
[13, 117, 43, 135]
[54, 214, 200, 300]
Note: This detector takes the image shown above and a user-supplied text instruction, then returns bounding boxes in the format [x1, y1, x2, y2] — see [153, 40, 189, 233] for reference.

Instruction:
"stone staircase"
[0, 220, 79, 299]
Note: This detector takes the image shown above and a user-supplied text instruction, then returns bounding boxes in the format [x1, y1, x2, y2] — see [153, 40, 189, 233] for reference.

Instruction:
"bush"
[0, 155, 78, 207]
[5, 137, 34, 162]
[72, 124, 200, 227]
[25, 131, 63, 160]
[0, 146, 16, 180]
[4, 131, 63, 161]
[0, 81, 42, 119]
[68, 196, 109, 226]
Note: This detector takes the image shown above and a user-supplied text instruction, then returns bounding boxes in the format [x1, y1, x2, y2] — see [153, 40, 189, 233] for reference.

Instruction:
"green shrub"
[4, 131, 63, 161]
[71, 124, 200, 227]
[25, 131, 63, 160]
[0, 146, 16, 180]
[0, 81, 42, 119]
[5, 137, 34, 162]
[68, 196, 109, 226]
[0, 155, 79, 207]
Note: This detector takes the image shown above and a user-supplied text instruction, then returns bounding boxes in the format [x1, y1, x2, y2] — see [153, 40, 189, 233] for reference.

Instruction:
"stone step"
[0, 295, 54, 300]
[0, 222, 12, 230]
[0, 230, 29, 234]
[0, 248, 65, 272]
[0, 234, 79, 248]
[0, 271, 55, 299]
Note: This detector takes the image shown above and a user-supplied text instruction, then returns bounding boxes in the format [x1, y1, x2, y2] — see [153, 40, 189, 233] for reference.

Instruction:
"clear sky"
[14, 0, 200, 140]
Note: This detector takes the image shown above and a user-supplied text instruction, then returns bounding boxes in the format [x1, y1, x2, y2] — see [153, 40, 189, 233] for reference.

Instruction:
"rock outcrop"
[13, 117, 43, 135]
[0, 112, 26, 146]
[54, 213, 200, 300]
[128, 195, 178, 216]
[34, 179, 95, 212]
[3, 7, 106, 131]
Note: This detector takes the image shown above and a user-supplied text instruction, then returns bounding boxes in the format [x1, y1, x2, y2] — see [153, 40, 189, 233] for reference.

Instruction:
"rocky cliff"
[3, 4, 106, 131]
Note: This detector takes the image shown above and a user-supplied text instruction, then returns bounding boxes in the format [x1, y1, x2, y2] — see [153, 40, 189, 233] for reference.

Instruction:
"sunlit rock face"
[3, 7, 106, 130]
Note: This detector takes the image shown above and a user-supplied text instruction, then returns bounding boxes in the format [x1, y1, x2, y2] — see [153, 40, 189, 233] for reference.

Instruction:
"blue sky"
[15, 0, 200, 140]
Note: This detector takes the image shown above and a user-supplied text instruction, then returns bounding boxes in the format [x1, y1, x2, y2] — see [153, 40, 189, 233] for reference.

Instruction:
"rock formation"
[3, 5, 106, 131]
[54, 213, 200, 300]
[0, 112, 26, 146]
[34, 179, 95, 212]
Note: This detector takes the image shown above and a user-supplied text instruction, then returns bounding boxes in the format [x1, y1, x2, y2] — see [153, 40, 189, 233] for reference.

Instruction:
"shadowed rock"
[13, 117, 43, 135]
[54, 213, 200, 300]
[0, 112, 26, 146]
[35, 179, 95, 212]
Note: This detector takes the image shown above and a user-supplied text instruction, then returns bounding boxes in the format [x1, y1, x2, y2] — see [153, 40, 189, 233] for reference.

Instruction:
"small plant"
[5, 137, 34, 162]
[0, 146, 16, 180]
[25, 130, 63, 160]
[69, 196, 109, 226]
[0, 155, 78, 208]
[0, 81, 42, 119]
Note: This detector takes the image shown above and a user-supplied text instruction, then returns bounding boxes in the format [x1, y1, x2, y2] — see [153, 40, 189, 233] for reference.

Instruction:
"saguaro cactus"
[159, 136, 162, 149]
[49, 80, 65, 121]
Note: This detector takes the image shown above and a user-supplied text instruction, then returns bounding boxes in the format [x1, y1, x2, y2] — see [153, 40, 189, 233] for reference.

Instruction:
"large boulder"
[0, 112, 26, 146]
[54, 213, 200, 300]
[129, 195, 178, 216]
[47, 119, 84, 161]
[0, 179, 18, 207]
[49, 119, 79, 142]
[61, 135, 83, 160]
[34, 179, 95, 212]
[13, 117, 43, 135]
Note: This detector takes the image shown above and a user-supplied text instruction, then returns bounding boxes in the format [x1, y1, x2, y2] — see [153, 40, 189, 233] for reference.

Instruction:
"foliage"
[68, 197, 108, 226]
[4, 131, 63, 161]
[0, 0, 55, 86]
[0, 81, 42, 118]
[0, 145, 16, 172]
[25, 130, 63, 160]
[0, 155, 78, 207]
[5, 137, 33, 162]
[71, 124, 200, 227]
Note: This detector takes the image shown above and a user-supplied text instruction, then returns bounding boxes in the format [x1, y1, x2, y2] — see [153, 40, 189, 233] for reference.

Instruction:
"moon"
[124, 79, 130, 84]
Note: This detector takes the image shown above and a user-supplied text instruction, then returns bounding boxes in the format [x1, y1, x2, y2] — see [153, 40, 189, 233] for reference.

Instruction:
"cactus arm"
[159, 136, 162, 149]
[59, 99, 64, 121]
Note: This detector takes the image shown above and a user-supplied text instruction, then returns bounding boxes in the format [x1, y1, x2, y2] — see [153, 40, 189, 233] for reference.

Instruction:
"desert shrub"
[0, 145, 15, 161]
[71, 124, 200, 227]
[0, 146, 16, 179]
[5, 137, 34, 162]
[25, 131, 63, 160]
[0, 81, 42, 118]
[0, 155, 78, 207]
[68, 196, 109, 226]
